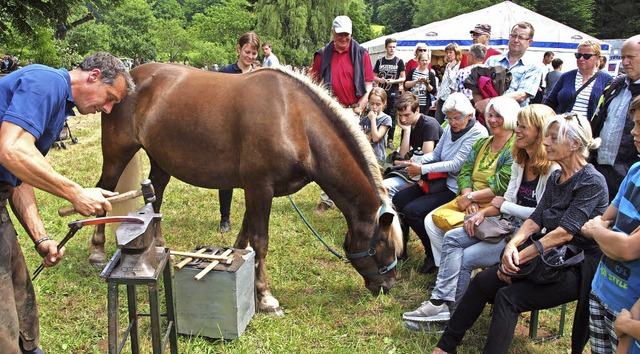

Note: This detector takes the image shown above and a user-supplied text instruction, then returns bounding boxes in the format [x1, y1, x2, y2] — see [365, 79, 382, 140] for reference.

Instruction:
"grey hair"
[442, 92, 475, 117]
[544, 112, 601, 158]
[468, 44, 487, 61]
[79, 52, 135, 93]
[486, 96, 520, 130]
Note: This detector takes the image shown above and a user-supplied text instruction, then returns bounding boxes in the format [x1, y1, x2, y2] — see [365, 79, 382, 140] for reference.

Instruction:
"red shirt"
[311, 43, 374, 106]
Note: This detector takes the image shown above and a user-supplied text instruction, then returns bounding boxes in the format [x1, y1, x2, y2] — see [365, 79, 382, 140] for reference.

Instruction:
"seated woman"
[423, 96, 520, 267]
[403, 104, 557, 323]
[432, 113, 609, 354]
[392, 92, 488, 272]
[383, 92, 443, 198]
[543, 40, 612, 120]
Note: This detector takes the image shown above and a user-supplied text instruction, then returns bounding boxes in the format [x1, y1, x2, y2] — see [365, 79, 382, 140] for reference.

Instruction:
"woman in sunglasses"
[543, 40, 612, 120]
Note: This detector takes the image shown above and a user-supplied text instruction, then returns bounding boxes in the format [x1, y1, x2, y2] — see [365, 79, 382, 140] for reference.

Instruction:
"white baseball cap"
[333, 16, 352, 35]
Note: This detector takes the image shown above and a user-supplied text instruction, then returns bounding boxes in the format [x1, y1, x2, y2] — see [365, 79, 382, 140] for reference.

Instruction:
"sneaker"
[403, 320, 447, 334]
[315, 202, 332, 215]
[387, 140, 395, 150]
[219, 218, 230, 233]
[402, 301, 450, 322]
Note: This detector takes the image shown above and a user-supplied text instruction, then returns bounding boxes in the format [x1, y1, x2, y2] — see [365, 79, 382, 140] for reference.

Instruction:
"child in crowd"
[360, 87, 392, 163]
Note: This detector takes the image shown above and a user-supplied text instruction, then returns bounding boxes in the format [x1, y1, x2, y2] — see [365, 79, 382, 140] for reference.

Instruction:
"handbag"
[431, 197, 466, 232]
[499, 235, 584, 284]
[464, 214, 515, 243]
[416, 172, 449, 194]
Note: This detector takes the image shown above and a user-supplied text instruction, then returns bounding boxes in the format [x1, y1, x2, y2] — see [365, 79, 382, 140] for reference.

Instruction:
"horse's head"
[344, 205, 403, 295]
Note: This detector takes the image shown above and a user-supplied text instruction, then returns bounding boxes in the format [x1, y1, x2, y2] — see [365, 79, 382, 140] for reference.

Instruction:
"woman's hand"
[402, 161, 422, 178]
[496, 267, 512, 284]
[457, 195, 473, 211]
[501, 241, 521, 274]
[464, 212, 485, 237]
[581, 215, 613, 239]
[465, 202, 480, 215]
[491, 196, 506, 210]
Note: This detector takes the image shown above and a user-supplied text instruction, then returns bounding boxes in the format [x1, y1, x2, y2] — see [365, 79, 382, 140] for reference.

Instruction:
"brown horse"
[91, 63, 402, 313]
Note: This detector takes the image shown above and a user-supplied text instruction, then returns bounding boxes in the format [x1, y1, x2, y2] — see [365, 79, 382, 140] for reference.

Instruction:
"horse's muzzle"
[366, 278, 396, 296]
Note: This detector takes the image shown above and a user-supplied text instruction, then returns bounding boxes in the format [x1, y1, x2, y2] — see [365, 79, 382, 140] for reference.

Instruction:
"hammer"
[58, 179, 155, 217]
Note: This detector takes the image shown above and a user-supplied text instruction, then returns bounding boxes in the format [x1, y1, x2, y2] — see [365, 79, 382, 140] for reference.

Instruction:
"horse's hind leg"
[235, 187, 283, 316]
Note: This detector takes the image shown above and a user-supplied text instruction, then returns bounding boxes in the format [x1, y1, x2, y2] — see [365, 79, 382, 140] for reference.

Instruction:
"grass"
[21, 113, 585, 353]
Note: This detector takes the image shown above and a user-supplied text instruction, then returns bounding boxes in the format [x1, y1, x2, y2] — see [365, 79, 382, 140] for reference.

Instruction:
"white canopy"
[361, 1, 608, 71]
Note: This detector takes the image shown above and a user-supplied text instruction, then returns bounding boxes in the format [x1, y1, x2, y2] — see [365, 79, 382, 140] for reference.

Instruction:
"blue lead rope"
[288, 195, 345, 261]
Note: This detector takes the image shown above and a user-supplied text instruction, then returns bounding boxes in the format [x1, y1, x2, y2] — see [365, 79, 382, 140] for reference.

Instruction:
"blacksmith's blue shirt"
[0, 64, 75, 186]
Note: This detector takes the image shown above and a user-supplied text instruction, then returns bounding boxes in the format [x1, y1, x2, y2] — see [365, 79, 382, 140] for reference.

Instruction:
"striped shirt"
[572, 71, 595, 119]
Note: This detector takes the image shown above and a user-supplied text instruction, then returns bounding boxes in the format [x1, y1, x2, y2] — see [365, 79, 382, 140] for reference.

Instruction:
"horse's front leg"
[235, 188, 283, 316]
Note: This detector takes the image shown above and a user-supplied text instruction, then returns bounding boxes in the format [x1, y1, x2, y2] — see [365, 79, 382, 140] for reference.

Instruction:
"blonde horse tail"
[108, 151, 144, 233]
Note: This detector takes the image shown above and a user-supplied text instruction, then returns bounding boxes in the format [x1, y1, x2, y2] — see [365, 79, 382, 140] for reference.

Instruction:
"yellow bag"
[431, 197, 466, 232]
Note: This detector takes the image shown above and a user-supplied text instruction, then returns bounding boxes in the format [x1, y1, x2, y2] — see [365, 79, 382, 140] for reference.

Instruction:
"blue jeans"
[383, 176, 413, 199]
[431, 226, 506, 310]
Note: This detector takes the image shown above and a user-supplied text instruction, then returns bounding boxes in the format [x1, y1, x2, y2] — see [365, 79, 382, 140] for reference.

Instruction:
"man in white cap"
[310, 15, 375, 214]
[459, 24, 501, 69]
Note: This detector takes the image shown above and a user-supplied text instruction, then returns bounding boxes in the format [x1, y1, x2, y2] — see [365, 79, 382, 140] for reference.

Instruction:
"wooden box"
[174, 247, 255, 340]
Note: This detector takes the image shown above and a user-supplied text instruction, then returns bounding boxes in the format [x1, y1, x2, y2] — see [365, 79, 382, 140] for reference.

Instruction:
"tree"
[100, 0, 158, 59]
[253, 0, 371, 66]
[377, 0, 416, 35]
[154, 19, 191, 62]
[593, 0, 640, 39]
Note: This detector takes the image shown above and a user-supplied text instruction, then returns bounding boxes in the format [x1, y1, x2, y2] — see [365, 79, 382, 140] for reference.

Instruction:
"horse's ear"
[379, 211, 395, 227]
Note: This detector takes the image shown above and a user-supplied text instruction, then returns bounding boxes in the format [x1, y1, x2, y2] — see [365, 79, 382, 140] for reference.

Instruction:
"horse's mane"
[254, 67, 403, 254]
[259, 67, 387, 201]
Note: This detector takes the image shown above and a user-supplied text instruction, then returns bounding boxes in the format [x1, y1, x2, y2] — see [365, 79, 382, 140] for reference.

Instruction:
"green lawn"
[21, 113, 583, 353]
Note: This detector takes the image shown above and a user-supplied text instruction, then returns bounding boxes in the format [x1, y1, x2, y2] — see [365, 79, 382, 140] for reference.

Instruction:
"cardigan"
[543, 69, 612, 120]
[457, 134, 515, 196]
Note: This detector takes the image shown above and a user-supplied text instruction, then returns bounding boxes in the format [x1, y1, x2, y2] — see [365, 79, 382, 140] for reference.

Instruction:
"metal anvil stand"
[100, 203, 178, 354]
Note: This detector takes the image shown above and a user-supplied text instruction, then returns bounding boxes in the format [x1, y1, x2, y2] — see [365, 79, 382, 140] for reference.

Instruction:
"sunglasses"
[574, 53, 596, 60]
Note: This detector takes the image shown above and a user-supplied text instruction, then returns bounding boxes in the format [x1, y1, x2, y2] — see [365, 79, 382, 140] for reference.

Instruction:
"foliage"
[592, 0, 640, 39]
[154, 19, 191, 63]
[378, 0, 417, 35]
[100, 0, 158, 60]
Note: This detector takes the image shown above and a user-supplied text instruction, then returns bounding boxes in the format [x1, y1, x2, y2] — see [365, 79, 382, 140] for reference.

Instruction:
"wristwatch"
[466, 192, 474, 202]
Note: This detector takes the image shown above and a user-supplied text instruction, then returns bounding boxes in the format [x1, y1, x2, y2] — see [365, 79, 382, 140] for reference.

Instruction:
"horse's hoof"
[89, 252, 107, 268]
[258, 295, 283, 316]
[259, 306, 285, 317]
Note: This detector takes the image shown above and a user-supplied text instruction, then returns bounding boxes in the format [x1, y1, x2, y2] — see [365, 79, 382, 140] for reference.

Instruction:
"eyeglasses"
[486, 112, 503, 119]
[509, 33, 531, 41]
[446, 115, 466, 123]
[574, 53, 596, 60]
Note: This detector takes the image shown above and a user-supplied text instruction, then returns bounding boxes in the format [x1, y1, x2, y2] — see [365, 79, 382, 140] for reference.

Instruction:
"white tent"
[361, 1, 608, 71]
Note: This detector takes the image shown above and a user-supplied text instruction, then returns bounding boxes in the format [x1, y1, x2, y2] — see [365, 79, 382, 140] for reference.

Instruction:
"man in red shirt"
[459, 24, 501, 69]
[310, 15, 375, 214]
[311, 15, 374, 116]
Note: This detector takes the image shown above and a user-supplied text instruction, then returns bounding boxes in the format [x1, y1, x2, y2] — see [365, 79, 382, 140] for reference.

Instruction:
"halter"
[343, 204, 398, 277]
